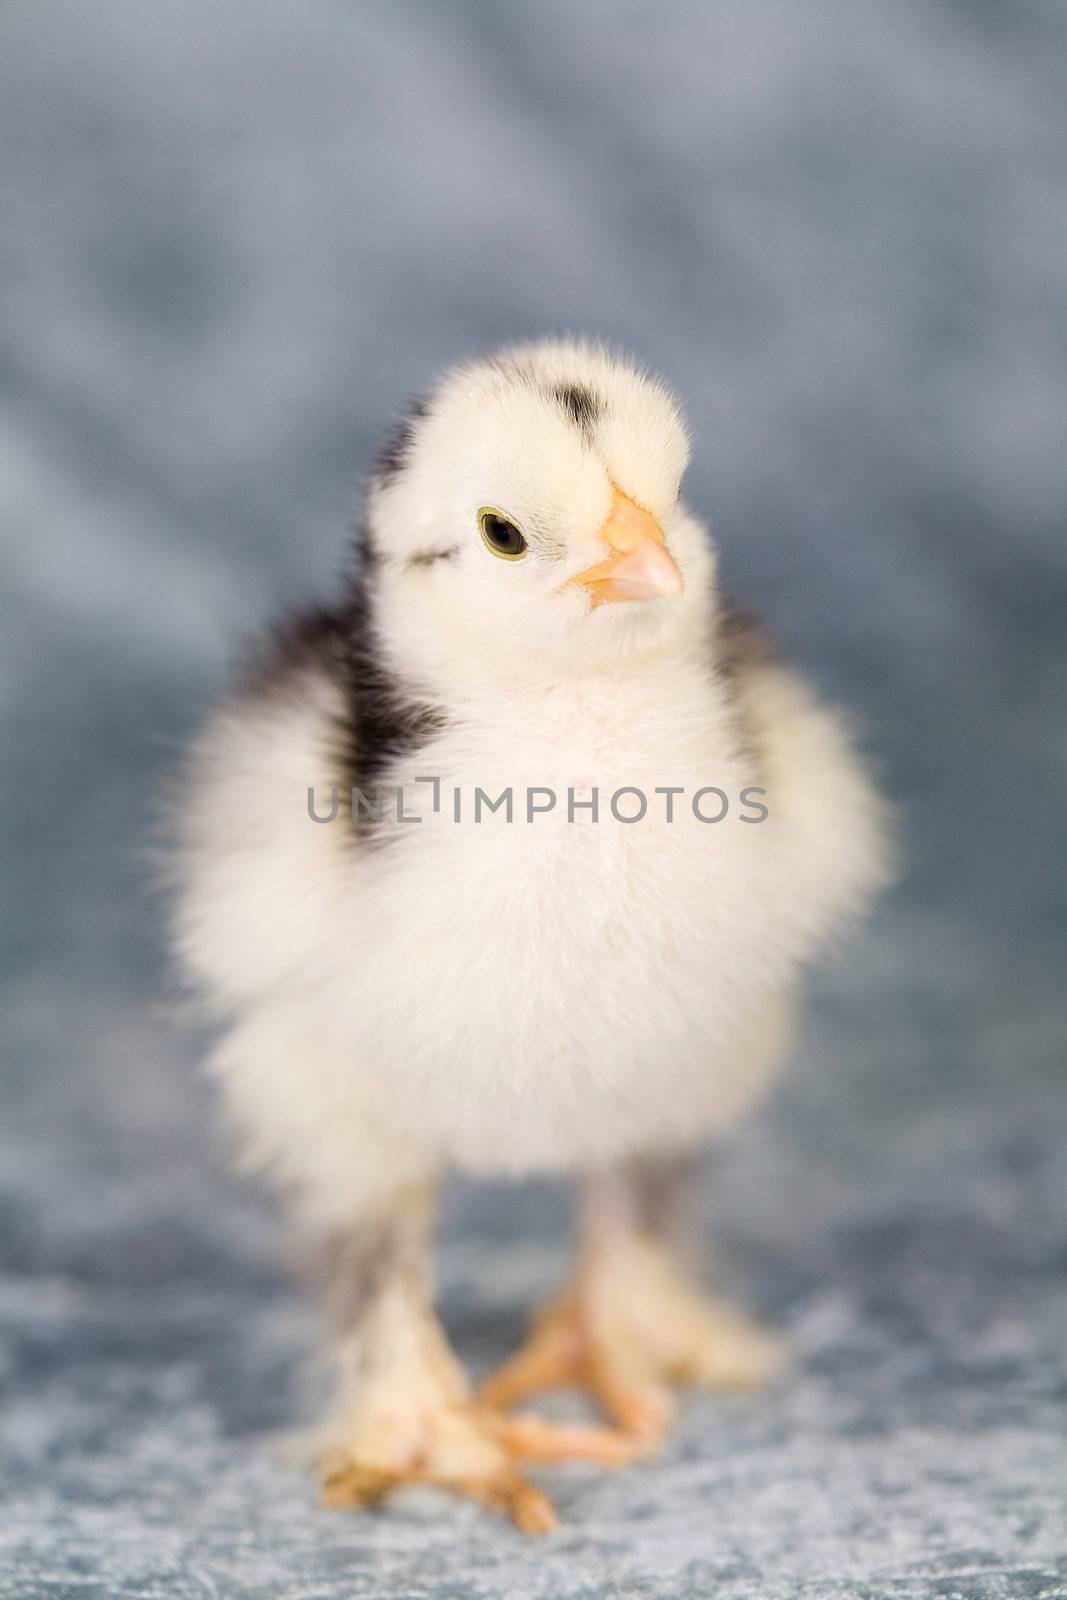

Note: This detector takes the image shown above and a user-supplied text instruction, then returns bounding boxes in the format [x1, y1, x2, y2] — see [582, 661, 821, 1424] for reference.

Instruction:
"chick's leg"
[481, 1153, 784, 1448]
[314, 1184, 628, 1532]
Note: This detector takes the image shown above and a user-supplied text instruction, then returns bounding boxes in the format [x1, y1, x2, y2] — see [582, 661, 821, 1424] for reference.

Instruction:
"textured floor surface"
[3, 938, 1067, 1599]
[2, 3, 1065, 1596]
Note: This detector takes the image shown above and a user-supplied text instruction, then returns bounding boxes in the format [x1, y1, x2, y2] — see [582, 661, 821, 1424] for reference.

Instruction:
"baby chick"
[171, 340, 887, 1532]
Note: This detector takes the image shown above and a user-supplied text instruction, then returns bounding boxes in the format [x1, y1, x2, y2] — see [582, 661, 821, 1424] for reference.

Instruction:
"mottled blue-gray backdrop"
[2, 4, 1065, 1598]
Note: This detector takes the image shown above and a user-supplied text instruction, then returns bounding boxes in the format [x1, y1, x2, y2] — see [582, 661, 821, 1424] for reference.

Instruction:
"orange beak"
[568, 489, 683, 607]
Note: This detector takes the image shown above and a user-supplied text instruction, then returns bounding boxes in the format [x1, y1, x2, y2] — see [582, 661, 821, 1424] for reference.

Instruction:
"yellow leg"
[481, 1158, 785, 1449]
[313, 1195, 632, 1534]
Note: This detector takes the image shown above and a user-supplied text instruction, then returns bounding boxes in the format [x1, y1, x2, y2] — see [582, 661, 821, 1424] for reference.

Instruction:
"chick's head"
[366, 341, 715, 683]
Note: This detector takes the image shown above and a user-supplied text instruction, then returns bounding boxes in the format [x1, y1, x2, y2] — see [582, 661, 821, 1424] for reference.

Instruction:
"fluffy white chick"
[171, 340, 888, 1532]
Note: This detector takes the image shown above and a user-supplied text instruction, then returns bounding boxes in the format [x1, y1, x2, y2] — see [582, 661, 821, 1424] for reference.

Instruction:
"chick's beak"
[568, 489, 684, 607]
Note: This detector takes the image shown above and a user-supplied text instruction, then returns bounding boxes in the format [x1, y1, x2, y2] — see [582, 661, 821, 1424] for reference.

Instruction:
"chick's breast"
[172, 629, 886, 1182]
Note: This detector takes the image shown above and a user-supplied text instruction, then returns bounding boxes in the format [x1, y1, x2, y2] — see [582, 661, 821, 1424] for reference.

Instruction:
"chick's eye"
[478, 509, 527, 560]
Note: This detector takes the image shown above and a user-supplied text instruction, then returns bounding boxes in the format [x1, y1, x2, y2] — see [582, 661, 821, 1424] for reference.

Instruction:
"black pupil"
[484, 514, 524, 553]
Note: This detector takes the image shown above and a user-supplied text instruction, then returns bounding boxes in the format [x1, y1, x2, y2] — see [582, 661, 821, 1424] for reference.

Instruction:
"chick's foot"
[480, 1233, 785, 1448]
[321, 1397, 631, 1533]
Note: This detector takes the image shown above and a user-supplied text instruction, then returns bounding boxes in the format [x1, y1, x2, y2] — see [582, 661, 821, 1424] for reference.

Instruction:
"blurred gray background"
[2, 4, 1065, 1597]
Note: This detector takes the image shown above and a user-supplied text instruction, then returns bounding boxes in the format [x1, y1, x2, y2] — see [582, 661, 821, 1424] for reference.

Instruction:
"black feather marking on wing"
[241, 557, 446, 837]
[715, 604, 774, 772]
[554, 383, 601, 437]
[340, 551, 447, 808]
[373, 395, 429, 486]
[238, 605, 350, 700]
[717, 605, 773, 670]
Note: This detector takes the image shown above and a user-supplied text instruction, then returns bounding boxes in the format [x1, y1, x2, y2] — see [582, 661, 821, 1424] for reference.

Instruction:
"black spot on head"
[554, 383, 601, 437]
[374, 396, 429, 486]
